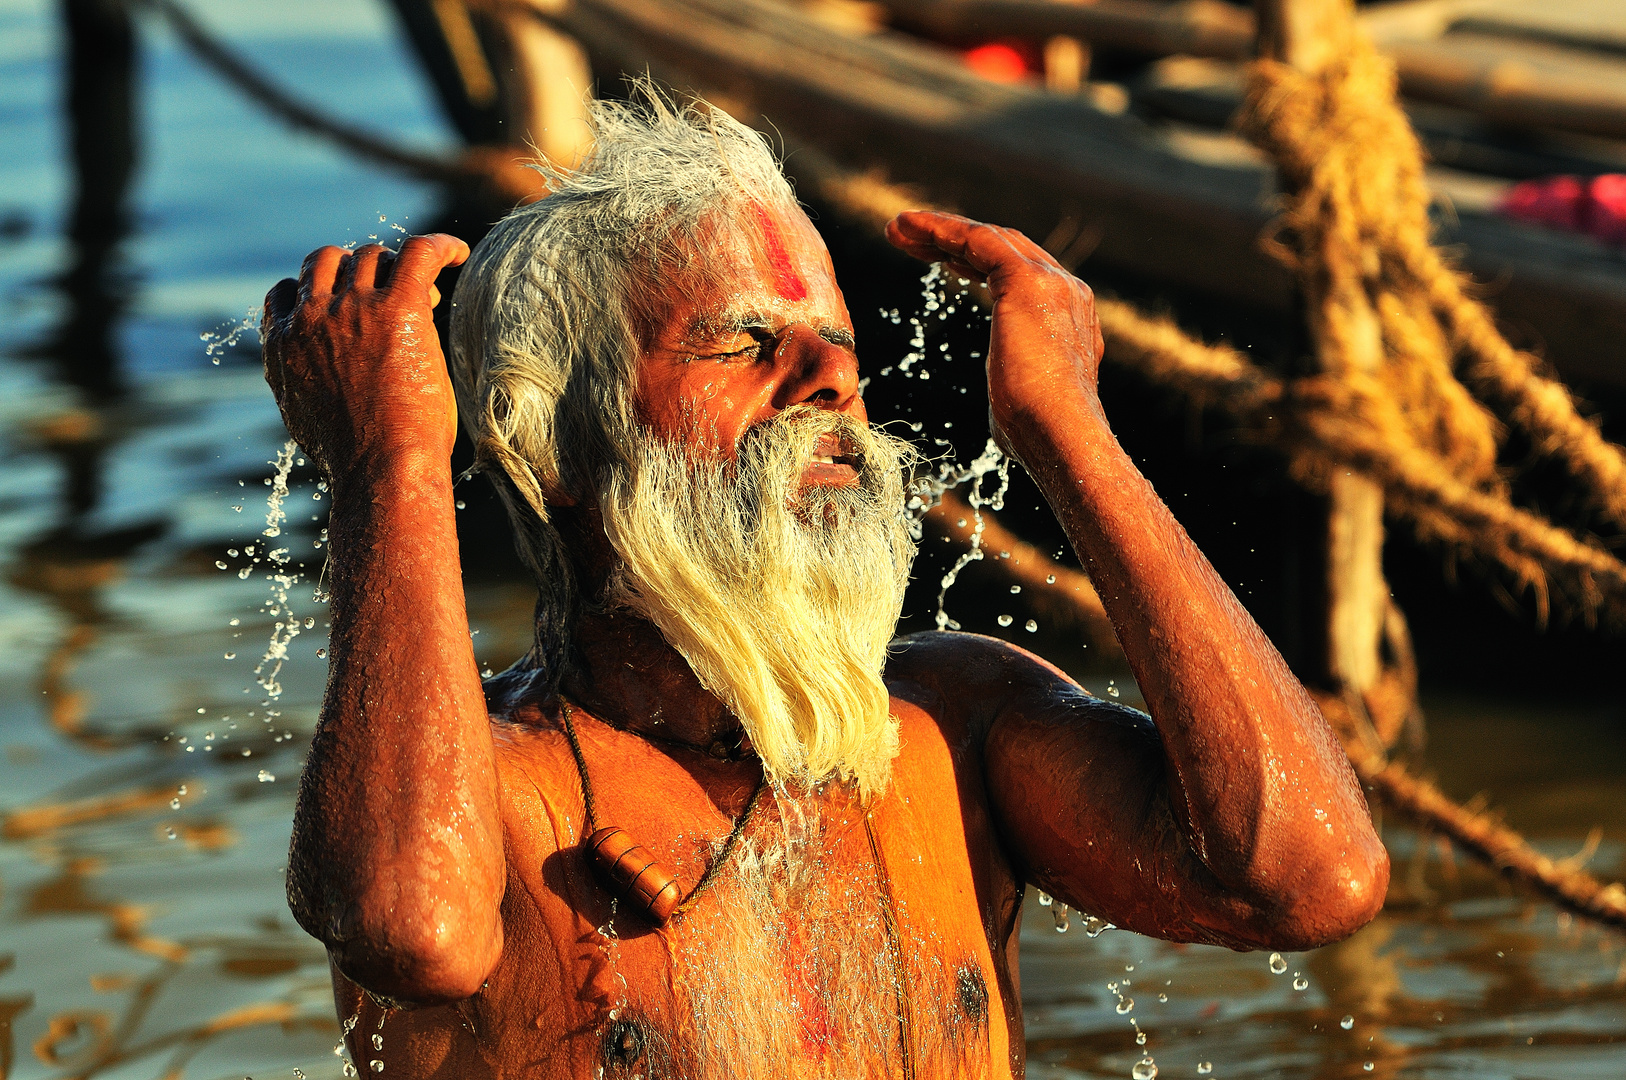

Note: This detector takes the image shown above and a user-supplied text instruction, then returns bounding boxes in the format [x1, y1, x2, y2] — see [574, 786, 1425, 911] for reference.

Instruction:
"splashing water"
[930, 439, 1012, 631]
[876, 265, 1021, 632]
[200, 305, 263, 365]
[252, 441, 303, 700]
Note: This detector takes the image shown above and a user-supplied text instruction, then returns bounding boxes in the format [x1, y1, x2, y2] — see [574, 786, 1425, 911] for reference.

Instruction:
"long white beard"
[600, 406, 920, 800]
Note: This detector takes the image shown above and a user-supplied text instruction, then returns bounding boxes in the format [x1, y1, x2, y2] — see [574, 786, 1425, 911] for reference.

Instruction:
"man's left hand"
[884, 211, 1105, 448]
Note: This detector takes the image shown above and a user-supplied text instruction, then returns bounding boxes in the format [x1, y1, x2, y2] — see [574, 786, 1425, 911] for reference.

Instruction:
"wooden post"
[1255, 0, 1388, 698]
[496, 2, 595, 169]
[386, 0, 593, 168]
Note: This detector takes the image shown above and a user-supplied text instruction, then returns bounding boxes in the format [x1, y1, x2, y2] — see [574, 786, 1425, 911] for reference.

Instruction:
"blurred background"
[2, 0, 1626, 1076]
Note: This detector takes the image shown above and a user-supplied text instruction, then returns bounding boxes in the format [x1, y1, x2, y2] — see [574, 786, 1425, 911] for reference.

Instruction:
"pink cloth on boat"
[1499, 174, 1626, 246]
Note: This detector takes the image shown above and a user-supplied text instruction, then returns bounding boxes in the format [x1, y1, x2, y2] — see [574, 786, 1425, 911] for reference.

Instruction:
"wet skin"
[262, 206, 1389, 1078]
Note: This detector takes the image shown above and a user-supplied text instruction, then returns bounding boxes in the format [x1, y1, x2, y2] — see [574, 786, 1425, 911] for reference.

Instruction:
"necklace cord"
[560, 700, 599, 834]
[560, 700, 765, 921]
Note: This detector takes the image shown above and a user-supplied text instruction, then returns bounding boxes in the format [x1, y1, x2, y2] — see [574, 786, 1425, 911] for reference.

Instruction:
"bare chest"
[336, 709, 1024, 1079]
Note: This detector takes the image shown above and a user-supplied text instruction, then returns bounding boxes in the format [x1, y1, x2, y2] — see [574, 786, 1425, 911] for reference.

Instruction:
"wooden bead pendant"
[562, 700, 764, 927]
[587, 826, 684, 924]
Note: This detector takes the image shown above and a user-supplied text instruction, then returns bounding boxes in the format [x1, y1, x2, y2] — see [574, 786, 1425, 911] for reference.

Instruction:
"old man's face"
[602, 201, 917, 798]
[633, 201, 868, 479]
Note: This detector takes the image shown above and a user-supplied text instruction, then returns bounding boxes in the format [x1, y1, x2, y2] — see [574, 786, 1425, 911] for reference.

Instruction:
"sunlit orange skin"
[262, 207, 1389, 1079]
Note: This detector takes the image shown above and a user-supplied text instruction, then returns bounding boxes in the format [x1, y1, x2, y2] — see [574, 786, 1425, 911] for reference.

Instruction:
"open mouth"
[810, 452, 863, 467]
[804, 432, 864, 485]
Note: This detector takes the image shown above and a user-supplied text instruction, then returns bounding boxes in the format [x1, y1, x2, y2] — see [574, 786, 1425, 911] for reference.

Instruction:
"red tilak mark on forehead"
[751, 204, 808, 302]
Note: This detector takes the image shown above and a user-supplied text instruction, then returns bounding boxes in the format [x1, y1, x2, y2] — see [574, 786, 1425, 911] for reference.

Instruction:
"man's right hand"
[261, 234, 470, 483]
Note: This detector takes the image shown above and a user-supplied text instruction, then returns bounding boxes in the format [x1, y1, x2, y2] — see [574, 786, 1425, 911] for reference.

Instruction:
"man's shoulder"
[886, 629, 1078, 694]
[883, 630, 1087, 745]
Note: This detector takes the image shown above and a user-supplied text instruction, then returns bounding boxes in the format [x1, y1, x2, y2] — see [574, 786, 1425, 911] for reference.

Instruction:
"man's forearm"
[287, 451, 504, 1000]
[1011, 397, 1387, 924]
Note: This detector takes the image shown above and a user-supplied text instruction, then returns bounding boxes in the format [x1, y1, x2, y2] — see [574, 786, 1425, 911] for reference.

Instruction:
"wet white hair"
[446, 87, 801, 679]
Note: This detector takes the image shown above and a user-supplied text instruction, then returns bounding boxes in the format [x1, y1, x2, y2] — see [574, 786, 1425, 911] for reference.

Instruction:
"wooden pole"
[1254, 0, 1388, 698]
[495, 3, 596, 169]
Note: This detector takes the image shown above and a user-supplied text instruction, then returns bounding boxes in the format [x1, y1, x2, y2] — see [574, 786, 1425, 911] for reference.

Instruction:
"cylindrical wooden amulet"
[587, 826, 683, 924]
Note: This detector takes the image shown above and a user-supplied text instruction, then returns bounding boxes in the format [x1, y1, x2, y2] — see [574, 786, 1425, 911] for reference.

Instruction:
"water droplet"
[342, 1064, 356, 1078]
[1037, 891, 1052, 907]
[230, 617, 240, 626]
[1083, 915, 1114, 937]
[956, 518, 967, 528]
[1024, 619, 1038, 632]
[1116, 998, 1134, 1015]
[455, 500, 466, 510]
[224, 652, 236, 660]
[1131, 1056, 1158, 1079]
[1269, 952, 1287, 974]
[205, 731, 215, 741]
[170, 798, 181, 809]
[1046, 573, 1056, 584]
[997, 614, 1013, 627]
[304, 617, 315, 629]
[1157, 993, 1167, 1002]
[370, 1062, 384, 1073]
[1106, 682, 1120, 697]
[371, 1035, 383, 1051]
[178, 784, 187, 795]
[1010, 585, 1021, 594]
[1293, 976, 1308, 991]
[258, 769, 275, 782]
[238, 567, 253, 579]
[165, 827, 177, 839]
[216, 560, 228, 570]
[1362, 1064, 1373, 1073]
[1136, 1031, 1147, 1045]
[295, 1070, 306, 1079]
[1341, 1015, 1355, 1030]
[316, 647, 327, 658]
[1197, 1064, 1213, 1076]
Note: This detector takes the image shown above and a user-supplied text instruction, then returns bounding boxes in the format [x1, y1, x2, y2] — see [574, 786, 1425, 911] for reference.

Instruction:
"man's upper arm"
[956, 636, 1289, 949]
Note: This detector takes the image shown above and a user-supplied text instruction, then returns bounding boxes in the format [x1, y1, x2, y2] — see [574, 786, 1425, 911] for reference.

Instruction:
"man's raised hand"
[883, 212, 1105, 446]
[261, 233, 470, 483]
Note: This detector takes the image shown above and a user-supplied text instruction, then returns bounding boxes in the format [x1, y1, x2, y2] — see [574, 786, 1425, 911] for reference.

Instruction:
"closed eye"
[818, 326, 856, 350]
[696, 327, 773, 363]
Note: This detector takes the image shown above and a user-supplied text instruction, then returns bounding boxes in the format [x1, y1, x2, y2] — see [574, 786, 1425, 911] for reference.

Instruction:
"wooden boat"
[462, 0, 1626, 387]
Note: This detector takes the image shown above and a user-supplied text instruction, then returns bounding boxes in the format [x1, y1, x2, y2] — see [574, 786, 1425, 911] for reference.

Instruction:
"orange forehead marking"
[751, 203, 809, 302]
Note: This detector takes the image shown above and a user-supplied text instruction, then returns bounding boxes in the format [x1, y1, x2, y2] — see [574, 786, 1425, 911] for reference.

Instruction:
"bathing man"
[263, 96, 1388, 1079]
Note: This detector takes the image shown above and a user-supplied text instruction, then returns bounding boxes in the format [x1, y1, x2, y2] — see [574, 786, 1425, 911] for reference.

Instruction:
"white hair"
[447, 87, 801, 681]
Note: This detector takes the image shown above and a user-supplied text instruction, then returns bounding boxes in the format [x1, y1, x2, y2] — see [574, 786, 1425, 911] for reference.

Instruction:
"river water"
[1, 1, 1623, 1077]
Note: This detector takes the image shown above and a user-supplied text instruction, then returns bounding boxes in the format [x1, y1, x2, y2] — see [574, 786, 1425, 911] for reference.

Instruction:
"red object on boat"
[1500, 175, 1585, 231]
[1499, 174, 1626, 246]
[962, 41, 1036, 83]
[1589, 174, 1626, 245]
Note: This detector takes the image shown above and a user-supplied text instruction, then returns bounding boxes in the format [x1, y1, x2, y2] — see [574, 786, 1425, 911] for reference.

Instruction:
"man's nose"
[770, 325, 861, 413]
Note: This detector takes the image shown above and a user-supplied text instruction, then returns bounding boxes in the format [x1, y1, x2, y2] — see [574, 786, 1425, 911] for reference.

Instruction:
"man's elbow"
[323, 903, 503, 1005]
[1261, 845, 1391, 951]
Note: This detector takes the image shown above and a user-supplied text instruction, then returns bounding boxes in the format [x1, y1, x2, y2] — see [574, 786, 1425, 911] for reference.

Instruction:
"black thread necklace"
[560, 700, 766, 924]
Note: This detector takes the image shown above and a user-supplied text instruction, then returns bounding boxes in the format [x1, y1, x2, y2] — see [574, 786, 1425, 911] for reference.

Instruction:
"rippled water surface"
[1, 1, 1624, 1077]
